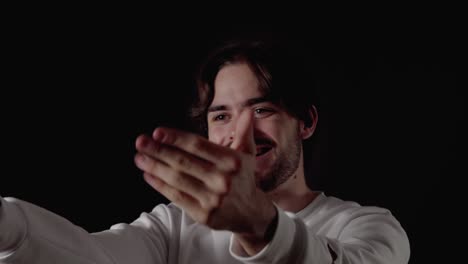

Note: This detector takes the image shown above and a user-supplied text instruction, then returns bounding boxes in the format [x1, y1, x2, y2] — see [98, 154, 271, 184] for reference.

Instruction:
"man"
[0, 37, 410, 263]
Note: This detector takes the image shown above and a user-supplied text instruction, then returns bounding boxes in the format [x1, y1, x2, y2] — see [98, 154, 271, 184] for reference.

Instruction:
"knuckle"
[200, 193, 223, 212]
[204, 162, 216, 174]
[226, 155, 242, 173]
[169, 170, 183, 186]
[210, 194, 223, 208]
[170, 190, 183, 203]
[148, 159, 159, 174]
[176, 155, 190, 168]
[216, 176, 231, 194]
[192, 139, 204, 152]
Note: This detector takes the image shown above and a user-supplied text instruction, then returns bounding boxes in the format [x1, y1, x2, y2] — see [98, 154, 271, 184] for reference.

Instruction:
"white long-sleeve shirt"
[0, 193, 410, 263]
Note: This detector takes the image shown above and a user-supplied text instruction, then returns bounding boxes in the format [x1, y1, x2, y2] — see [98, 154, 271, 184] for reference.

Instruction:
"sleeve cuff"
[0, 196, 27, 258]
[229, 205, 296, 263]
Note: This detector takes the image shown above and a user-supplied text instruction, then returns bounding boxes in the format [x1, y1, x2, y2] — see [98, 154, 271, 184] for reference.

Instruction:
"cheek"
[256, 119, 299, 144]
[207, 126, 226, 143]
[255, 121, 281, 139]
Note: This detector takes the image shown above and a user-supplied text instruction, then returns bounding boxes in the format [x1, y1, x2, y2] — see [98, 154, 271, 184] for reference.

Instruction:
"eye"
[212, 113, 230, 122]
[214, 114, 226, 121]
[254, 107, 275, 118]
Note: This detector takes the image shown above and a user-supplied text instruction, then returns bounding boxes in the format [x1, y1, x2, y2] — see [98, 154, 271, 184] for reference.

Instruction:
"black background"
[2, 10, 465, 263]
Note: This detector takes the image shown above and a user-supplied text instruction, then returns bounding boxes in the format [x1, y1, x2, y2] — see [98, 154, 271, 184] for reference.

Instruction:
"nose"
[223, 124, 236, 147]
[229, 130, 235, 141]
[210, 110, 257, 147]
[231, 109, 257, 143]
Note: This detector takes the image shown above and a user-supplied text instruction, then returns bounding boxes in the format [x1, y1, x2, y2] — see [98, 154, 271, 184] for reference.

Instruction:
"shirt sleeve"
[0, 196, 171, 264]
[229, 205, 316, 263]
[229, 205, 410, 264]
[0, 196, 27, 258]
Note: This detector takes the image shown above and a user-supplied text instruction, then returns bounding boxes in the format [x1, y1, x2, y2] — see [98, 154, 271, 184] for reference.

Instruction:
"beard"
[257, 130, 302, 192]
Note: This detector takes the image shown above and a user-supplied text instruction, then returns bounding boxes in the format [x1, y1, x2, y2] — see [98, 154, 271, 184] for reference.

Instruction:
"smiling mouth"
[256, 146, 272, 157]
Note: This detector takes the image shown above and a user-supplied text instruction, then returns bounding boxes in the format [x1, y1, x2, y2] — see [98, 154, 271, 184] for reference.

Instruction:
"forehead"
[211, 63, 263, 106]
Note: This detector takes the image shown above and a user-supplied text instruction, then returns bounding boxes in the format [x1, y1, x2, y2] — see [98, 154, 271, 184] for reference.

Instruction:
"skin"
[134, 62, 318, 255]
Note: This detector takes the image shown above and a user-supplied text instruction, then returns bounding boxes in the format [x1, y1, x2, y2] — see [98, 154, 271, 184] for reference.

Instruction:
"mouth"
[255, 138, 275, 157]
[256, 145, 273, 157]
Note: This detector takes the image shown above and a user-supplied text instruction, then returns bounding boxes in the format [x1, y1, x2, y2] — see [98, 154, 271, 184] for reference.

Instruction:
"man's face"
[207, 62, 303, 192]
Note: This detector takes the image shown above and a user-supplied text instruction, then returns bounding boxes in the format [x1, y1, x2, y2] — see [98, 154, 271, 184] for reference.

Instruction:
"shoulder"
[302, 194, 410, 263]
[314, 193, 391, 218]
[300, 193, 400, 233]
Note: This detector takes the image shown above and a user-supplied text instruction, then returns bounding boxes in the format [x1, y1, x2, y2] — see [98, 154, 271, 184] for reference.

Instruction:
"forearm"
[0, 197, 147, 263]
[230, 206, 314, 263]
[0, 196, 112, 263]
[0, 196, 170, 264]
[230, 206, 410, 264]
[233, 200, 278, 256]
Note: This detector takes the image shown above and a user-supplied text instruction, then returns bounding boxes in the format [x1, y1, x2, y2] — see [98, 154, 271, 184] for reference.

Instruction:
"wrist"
[234, 201, 278, 256]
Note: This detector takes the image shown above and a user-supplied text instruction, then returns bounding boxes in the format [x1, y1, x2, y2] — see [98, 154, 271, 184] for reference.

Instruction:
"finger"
[143, 172, 201, 211]
[230, 110, 256, 155]
[147, 129, 240, 172]
[143, 173, 214, 224]
[135, 135, 230, 193]
[135, 153, 220, 202]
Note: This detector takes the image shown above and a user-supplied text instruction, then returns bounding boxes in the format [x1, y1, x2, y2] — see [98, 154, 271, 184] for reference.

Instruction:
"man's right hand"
[134, 110, 277, 253]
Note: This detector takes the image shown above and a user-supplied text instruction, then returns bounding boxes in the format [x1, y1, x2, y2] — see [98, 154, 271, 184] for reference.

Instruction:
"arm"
[134, 111, 276, 244]
[230, 206, 410, 264]
[134, 112, 409, 263]
[0, 197, 26, 259]
[0, 196, 169, 264]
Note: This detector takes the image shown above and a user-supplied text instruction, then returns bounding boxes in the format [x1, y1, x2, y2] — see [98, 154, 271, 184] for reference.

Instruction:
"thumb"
[231, 110, 256, 155]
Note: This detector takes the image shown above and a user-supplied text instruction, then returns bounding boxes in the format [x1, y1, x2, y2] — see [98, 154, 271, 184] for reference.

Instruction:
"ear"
[299, 105, 318, 140]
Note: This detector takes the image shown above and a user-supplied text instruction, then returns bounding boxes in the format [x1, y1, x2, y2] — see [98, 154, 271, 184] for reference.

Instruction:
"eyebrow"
[207, 96, 271, 113]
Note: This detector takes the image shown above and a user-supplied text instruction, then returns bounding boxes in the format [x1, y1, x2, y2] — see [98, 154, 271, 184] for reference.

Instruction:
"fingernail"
[139, 136, 149, 147]
[136, 154, 146, 164]
[153, 128, 165, 142]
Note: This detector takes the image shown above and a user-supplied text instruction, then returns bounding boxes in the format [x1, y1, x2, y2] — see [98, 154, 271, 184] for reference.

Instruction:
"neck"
[266, 158, 318, 213]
